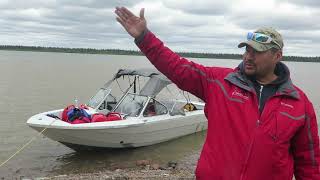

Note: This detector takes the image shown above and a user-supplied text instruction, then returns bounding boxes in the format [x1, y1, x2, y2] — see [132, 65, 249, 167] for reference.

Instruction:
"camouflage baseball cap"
[238, 27, 284, 52]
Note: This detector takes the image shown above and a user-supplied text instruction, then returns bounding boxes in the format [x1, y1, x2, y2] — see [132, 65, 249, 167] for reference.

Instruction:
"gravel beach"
[17, 151, 201, 180]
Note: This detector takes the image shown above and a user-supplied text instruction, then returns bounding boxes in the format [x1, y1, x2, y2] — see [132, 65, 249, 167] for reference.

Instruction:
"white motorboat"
[27, 69, 207, 150]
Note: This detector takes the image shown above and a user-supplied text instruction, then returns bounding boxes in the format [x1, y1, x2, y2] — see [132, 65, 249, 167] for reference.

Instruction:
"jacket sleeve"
[135, 30, 217, 102]
[293, 98, 320, 180]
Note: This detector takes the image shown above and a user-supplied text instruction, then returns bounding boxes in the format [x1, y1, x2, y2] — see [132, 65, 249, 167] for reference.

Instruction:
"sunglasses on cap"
[247, 32, 281, 49]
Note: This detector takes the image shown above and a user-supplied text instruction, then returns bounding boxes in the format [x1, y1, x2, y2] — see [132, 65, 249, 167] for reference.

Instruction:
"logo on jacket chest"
[280, 102, 294, 109]
[231, 88, 249, 101]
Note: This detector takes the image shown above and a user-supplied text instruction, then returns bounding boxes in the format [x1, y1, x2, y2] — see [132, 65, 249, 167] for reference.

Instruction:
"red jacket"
[136, 31, 320, 180]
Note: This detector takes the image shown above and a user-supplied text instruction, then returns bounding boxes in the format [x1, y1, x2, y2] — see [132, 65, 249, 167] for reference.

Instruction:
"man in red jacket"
[115, 7, 320, 180]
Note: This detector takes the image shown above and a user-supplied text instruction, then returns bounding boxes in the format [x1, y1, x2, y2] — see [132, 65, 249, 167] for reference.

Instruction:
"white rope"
[0, 117, 58, 168]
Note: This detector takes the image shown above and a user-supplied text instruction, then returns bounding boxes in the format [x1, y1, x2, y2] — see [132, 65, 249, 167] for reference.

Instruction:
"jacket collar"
[224, 62, 300, 100]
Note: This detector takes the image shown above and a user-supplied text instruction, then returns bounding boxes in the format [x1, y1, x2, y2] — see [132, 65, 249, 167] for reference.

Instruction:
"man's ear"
[276, 50, 283, 62]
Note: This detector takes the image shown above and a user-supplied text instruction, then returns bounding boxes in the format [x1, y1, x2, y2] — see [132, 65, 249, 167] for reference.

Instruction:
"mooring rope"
[0, 117, 57, 168]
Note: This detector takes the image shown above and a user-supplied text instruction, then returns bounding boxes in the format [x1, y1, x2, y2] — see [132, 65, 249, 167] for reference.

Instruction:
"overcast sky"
[0, 0, 319, 56]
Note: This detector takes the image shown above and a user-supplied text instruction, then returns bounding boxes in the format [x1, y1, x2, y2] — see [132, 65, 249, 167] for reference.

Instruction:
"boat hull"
[28, 111, 207, 148]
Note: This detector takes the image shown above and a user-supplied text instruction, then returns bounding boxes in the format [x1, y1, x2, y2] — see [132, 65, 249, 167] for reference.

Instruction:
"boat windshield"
[114, 93, 148, 117]
[87, 88, 112, 109]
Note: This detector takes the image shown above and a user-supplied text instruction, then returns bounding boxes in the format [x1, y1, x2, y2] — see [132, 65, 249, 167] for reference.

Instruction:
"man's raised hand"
[115, 7, 147, 39]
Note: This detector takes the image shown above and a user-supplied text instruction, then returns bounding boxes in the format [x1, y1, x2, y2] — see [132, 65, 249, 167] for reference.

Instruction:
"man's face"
[242, 46, 281, 78]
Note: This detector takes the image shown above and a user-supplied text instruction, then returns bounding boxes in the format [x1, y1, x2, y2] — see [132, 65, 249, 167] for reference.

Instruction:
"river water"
[0, 50, 319, 178]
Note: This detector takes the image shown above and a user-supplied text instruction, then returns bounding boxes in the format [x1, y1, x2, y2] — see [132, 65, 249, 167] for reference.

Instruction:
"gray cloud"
[0, 0, 137, 9]
[0, 0, 319, 56]
[0, 0, 129, 49]
[0, 0, 56, 9]
[229, 13, 320, 31]
[229, 1, 320, 31]
[288, 0, 320, 7]
[162, 0, 231, 15]
[58, 0, 137, 9]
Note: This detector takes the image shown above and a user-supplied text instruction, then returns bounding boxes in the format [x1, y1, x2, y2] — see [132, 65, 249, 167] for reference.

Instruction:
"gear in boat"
[27, 68, 207, 149]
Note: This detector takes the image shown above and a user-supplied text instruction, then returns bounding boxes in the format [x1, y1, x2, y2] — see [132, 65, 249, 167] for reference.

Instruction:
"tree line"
[0, 45, 319, 62]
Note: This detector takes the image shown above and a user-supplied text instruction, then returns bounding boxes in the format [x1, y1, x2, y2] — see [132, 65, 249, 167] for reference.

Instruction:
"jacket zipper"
[240, 86, 263, 180]
[240, 88, 283, 179]
[258, 85, 263, 110]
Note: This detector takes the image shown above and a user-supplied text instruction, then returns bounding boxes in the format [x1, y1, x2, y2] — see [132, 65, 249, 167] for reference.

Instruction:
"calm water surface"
[0, 50, 319, 178]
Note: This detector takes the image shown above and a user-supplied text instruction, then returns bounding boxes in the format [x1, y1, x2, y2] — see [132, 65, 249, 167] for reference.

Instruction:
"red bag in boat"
[62, 105, 75, 122]
[91, 113, 108, 122]
[61, 104, 91, 123]
[79, 104, 88, 110]
[106, 112, 122, 121]
[91, 112, 122, 122]
[71, 117, 91, 124]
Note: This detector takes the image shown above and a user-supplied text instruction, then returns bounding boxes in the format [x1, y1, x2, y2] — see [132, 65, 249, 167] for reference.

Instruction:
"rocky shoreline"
[43, 169, 195, 180]
[28, 151, 200, 180]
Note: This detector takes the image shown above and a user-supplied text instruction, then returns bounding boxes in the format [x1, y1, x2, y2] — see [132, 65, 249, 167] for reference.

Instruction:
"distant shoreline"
[1, 45, 319, 62]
